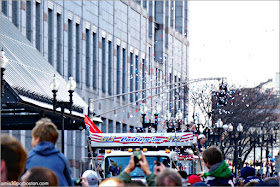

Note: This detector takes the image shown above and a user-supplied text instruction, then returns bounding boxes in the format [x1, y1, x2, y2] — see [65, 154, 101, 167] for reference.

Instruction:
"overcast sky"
[188, 1, 279, 88]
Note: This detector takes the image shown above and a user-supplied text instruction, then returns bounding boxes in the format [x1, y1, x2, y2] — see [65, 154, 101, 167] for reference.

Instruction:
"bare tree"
[189, 82, 279, 171]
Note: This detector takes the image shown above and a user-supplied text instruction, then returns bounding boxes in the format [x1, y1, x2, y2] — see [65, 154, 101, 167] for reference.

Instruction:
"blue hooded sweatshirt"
[26, 141, 73, 186]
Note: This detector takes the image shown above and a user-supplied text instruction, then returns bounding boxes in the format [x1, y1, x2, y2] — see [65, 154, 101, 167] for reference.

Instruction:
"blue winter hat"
[240, 166, 255, 178]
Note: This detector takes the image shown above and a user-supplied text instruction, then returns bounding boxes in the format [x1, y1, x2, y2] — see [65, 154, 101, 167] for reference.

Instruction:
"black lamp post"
[257, 128, 263, 167]
[175, 109, 183, 132]
[164, 110, 172, 132]
[215, 119, 224, 147]
[140, 102, 148, 130]
[0, 49, 8, 98]
[50, 75, 76, 154]
[229, 123, 243, 176]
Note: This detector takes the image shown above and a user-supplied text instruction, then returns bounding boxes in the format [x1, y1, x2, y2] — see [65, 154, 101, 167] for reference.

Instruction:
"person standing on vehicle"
[197, 134, 206, 154]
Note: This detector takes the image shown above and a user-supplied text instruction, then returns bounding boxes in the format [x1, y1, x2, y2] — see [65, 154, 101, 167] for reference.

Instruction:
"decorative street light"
[140, 102, 148, 120]
[50, 75, 76, 154]
[257, 128, 263, 165]
[216, 118, 223, 146]
[140, 102, 148, 130]
[164, 109, 172, 132]
[228, 122, 243, 176]
[237, 123, 243, 171]
[152, 104, 161, 131]
[0, 49, 9, 98]
[249, 127, 256, 169]
[175, 109, 183, 131]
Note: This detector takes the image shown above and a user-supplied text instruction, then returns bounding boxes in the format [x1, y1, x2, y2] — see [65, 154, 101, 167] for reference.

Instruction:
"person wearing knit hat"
[197, 134, 206, 153]
[187, 174, 202, 186]
[240, 166, 262, 185]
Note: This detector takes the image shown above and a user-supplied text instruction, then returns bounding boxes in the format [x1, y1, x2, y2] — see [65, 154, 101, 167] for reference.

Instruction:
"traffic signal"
[153, 114, 158, 131]
[218, 82, 227, 106]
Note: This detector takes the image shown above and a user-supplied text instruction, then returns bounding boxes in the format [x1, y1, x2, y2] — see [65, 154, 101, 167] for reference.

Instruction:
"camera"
[133, 150, 142, 167]
[156, 160, 161, 166]
[73, 179, 82, 186]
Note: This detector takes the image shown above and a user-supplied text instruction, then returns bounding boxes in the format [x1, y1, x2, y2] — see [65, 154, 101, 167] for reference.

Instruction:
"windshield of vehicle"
[105, 156, 170, 178]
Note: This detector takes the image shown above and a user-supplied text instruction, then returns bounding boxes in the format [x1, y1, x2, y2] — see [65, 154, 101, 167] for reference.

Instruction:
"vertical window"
[108, 41, 112, 95]
[156, 68, 158, 94]
[108, 120, 113, 133]
[148, 1, 153, 38]
[101, 118, 107, 133]
[143, 1, 147, 8]
[130, 125, 134, 132]
[165, 1, 169, 48]
[48, 8, 54, 65]
[116, 122, 121, 133]
[76, 23, 81, 83]
[148, 47, 151, 76]
[142, 59, 146, 101]
[68, 19, 73, 78]
[170, 0, 174, 27]
[57, 13, 62, 74]
[122, 123, 127, 133]
[36, 2, 41, 51]
[12, 1, 19, 28]
[179, 78, 181, 110]
[102, 38, 106, 93]
[159, 70, 162, 98]
[26, 1, 32, 42]
[135, 55, 139, 103]
[169, 73, 172, 113]
[130, 52, 134, 102]
[174, 76, 177, 112]
[122, 48, 126, 100]
[86, 29, 90, 87]
[116, 46, 121, 96]
[1, 1, 8, 16]
[92, 32, 97, 89]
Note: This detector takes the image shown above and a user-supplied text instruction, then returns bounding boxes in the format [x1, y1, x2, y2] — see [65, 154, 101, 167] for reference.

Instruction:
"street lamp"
[164, 110, 171, 132]
[249, 127, 256, 169]
[216, 119, 223, 146]
[140, 102, 148, 129]
[237, 123, 243, 171]
[175, 109, 183, 131]
[50, 75, 76, 154]
[257, 128, 263, 165]
[0, 49, 9, 98]
[152, 104, 161, 132]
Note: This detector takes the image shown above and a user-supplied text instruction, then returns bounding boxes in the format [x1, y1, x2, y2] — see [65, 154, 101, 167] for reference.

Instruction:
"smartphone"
[133, 150, 142, 167]
[156, 160, 161, 166]
[73, 179, 82, 186]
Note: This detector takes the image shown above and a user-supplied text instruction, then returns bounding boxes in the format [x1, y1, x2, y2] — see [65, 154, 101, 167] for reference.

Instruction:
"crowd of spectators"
[1, 119, 279, 186]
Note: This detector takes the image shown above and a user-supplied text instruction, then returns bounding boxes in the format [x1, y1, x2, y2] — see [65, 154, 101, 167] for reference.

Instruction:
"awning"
[0, 13, 89, 130]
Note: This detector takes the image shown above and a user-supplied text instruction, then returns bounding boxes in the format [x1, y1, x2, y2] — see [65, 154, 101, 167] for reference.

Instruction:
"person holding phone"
[117, 151, 165, 186]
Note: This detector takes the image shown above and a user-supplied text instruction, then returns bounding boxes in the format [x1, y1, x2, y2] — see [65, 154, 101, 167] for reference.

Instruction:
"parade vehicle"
[89, 132, 199, 181]
[83, 115, 200, 181]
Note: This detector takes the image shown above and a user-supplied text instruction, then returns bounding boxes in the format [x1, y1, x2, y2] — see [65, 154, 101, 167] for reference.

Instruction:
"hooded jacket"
[25, 141, 73, 186]
[203, 160, 234, 186]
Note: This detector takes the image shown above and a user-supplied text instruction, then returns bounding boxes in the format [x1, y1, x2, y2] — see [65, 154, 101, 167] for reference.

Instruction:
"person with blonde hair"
[1, 134, 27, 183]
[25, 118, 73, 186]
[99, 177, 125, 186]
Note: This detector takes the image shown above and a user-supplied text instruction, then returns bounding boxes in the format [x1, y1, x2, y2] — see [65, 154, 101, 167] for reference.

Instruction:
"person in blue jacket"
[25, 118, 73, 186]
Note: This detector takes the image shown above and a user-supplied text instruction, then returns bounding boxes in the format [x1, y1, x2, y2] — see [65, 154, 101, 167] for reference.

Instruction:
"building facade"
[1, 0, 189, 177]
